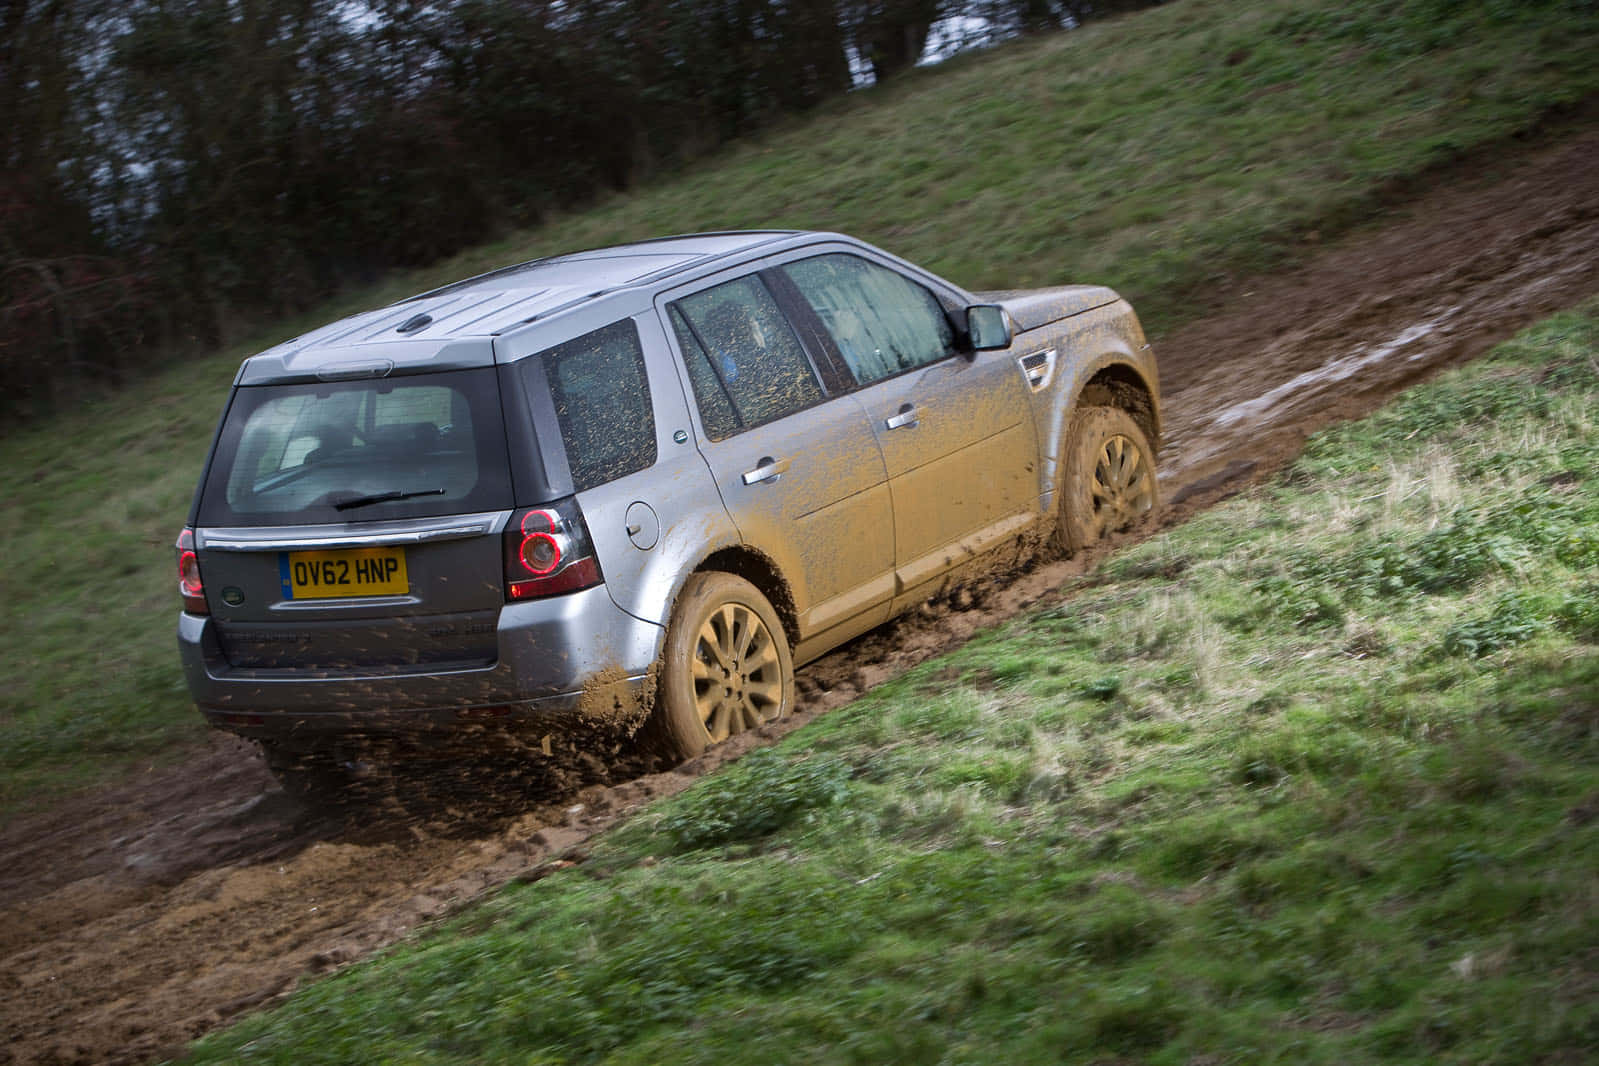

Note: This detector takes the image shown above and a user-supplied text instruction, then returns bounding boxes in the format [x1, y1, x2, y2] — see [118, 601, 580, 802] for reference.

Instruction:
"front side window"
[199, 367, 512, 525]
[670, 274, 824, 438]
[539, 319, 657, 492]
[781, 253, 955, 385]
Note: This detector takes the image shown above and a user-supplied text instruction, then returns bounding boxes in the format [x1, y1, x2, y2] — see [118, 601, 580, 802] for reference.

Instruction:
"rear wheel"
[646, 572, 794, 761]
[262, 745, 351, 807]
[1058, 405, 1159, 552]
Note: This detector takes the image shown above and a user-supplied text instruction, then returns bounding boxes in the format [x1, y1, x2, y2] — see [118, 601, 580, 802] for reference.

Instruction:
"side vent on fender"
[1019, 349, 1056, 392]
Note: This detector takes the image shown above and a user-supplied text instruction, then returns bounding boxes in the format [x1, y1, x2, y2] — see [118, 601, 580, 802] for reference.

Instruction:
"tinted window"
[671, 275, 823, 435]
[669, 307, 739, 441]
[781, 253, 954, 385]
[540, 319, 657, 492]
[199, 367, 512, 525]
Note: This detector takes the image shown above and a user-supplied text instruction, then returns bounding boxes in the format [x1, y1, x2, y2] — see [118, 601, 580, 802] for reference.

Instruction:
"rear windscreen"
[197, 368, 513, 526]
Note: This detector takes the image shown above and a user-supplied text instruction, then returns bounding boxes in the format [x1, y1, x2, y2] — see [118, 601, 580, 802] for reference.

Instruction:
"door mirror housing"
[965, 305, 1012, 352]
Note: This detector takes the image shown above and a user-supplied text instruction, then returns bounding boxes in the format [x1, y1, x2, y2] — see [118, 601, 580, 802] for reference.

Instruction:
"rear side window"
[198, 367, 512, 526]
[781, 253, 954, 385]
[670, 274, 824, 438]
[539, 319, 657, 492]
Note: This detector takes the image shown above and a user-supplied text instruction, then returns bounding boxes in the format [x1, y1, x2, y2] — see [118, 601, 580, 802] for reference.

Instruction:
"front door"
[665, 274, 896, 643]
[775, 252, 1040, 605]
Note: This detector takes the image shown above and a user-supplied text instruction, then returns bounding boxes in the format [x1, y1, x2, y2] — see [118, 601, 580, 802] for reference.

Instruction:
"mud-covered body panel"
[986, 290, 1161, 514]
[972, 285, 1121, 332]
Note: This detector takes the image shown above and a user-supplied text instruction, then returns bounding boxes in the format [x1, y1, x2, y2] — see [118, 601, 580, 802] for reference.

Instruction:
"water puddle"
[1212, 309, 1457, 429]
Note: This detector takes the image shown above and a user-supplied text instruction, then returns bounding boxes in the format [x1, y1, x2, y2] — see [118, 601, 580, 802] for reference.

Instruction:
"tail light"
[503, 498, 603, 601]
[175, 527, 208, 614]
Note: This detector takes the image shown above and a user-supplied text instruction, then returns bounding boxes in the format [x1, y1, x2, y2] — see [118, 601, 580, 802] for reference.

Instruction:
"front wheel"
[1058, 405, 1159, 553]
[646, 572, 794, 762]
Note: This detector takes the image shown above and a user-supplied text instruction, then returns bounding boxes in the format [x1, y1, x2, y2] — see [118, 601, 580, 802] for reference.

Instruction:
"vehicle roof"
[235, 231, 813, 384]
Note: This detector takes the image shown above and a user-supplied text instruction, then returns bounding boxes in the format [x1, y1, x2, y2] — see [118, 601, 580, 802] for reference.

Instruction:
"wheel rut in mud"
[3, 121, 1597, 1066]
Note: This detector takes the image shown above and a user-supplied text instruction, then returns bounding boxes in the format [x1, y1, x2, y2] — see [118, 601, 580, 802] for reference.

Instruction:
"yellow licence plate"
[280, 547, 408, 600]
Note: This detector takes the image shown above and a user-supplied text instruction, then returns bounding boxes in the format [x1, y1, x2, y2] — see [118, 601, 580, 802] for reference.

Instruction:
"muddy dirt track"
[4, 119, 1598, 1066]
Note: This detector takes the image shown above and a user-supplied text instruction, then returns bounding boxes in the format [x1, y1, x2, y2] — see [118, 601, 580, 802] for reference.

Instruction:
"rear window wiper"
[333, 488, 447, 511]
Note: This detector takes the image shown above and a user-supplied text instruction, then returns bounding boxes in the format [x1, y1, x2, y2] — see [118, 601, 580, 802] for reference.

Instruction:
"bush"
[1442, 594, 1548, 658]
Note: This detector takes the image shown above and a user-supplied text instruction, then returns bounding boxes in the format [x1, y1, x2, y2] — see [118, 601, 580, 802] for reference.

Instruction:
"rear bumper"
[178, 584, 663, 746]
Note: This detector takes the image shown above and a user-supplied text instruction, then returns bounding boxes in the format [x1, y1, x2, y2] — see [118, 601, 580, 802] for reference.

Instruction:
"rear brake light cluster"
[175, 527, 208, 615]
[503, 499, 603, 601]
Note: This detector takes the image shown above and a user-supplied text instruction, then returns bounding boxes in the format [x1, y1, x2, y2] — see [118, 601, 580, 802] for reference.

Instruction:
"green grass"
[182, 301, 1599, 1063]
[3, 0, 1599, 811]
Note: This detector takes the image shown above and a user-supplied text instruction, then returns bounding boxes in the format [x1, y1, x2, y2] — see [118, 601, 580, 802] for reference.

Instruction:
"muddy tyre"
[646, 572, 794, 762]
[1058, 405, 1159, 553]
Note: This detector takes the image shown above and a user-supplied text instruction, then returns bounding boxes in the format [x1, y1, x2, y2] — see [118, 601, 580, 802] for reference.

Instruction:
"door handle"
[742, 456, 791, 485]
[884, 403, 920, 430]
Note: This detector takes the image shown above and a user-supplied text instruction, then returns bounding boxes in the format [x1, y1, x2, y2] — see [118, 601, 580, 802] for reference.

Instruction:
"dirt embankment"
[2, 120, 1597, 1066]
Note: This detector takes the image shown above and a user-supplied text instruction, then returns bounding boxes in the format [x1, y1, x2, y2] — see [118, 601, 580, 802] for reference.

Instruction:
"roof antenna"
[396, 313, 433, 334]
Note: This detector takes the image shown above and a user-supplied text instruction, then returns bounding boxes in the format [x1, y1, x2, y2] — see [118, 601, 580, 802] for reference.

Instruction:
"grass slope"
[184, 301, 1599, 1064]
[3, 0, 1598, 809]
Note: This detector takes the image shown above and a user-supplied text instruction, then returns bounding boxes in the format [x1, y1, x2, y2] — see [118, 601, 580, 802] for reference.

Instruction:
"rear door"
[193, 367, 514, 670]
[661, 271, 896, 642]
[776, 252, 1041, 607]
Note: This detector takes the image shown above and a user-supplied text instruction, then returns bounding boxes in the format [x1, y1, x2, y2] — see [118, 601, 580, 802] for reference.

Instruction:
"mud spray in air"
[3, 125, 1597, 1066]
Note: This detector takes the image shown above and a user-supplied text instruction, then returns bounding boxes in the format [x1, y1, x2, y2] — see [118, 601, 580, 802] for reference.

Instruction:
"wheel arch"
[1075, 362, 1161, 454]
[693, 545, 799, 649]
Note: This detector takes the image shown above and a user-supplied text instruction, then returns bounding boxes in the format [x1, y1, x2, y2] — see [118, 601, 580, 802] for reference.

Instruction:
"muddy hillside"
[2, 122, 1597, 1066]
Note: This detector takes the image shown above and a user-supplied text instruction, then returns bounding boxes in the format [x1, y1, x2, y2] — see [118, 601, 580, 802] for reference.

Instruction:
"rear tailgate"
[197, 515, 507, 670]
[191, 366, 520, 671]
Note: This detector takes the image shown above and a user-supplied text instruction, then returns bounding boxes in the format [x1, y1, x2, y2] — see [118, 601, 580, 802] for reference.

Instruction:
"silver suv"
[176, 231, 1160, 790]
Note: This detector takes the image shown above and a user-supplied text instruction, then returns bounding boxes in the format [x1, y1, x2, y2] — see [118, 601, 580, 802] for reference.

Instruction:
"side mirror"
[965, 305, 1012, 352]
